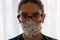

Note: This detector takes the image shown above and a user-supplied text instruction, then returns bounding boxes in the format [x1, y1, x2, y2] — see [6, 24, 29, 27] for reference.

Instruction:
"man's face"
[17, 2, 46, 37]
[18, 2, 45, 24]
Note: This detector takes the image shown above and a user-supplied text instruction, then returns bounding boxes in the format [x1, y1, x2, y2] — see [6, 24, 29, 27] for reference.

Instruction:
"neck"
[22, 32, 43, 40]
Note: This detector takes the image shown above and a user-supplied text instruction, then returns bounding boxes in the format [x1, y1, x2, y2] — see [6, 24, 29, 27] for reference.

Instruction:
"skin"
[18, 2, 46, 40]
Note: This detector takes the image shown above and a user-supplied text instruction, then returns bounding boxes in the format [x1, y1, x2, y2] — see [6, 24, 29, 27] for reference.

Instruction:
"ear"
[17, 16, 22, 23]
[41, 13, 46, 23]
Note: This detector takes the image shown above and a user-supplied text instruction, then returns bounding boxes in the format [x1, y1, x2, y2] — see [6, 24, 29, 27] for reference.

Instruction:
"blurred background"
[0, 0, 59, 40]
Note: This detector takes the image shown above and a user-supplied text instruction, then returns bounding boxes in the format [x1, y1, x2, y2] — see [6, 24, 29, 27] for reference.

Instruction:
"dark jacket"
[9, 34, 57, 40]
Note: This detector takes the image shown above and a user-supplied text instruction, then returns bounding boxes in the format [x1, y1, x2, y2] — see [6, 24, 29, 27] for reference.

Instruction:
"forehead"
[20, 2, 41, 15]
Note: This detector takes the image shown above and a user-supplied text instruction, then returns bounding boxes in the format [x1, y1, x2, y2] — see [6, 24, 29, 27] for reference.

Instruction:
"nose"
[28, 16, 32, 21]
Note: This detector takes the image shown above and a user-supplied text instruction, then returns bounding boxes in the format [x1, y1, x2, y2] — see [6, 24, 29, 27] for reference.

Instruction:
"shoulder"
[9, 33, 57, 40]
[9, 34, 23, 40]
[42, 34, 57, 40]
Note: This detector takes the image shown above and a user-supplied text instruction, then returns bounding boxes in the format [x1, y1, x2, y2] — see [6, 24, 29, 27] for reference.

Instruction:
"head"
[17, 0, 45, 23]
[17, 0, 46, 37]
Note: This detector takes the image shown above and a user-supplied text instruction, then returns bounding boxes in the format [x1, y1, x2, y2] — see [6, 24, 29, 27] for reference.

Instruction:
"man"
[9, 0, 57, 40]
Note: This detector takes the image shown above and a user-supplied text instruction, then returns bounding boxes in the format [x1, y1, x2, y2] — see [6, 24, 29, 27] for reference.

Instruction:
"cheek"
[18, 18, 27, 23]
[23, 24, 28, 28]
[34, 19, 42, 24]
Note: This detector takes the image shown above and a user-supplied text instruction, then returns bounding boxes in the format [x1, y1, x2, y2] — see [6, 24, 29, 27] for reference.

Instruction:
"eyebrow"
[21, 12, 27, 15]
[20, 12, 41, 15]
[33, 12, 40, 14]
[33, 12, 40, 15]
